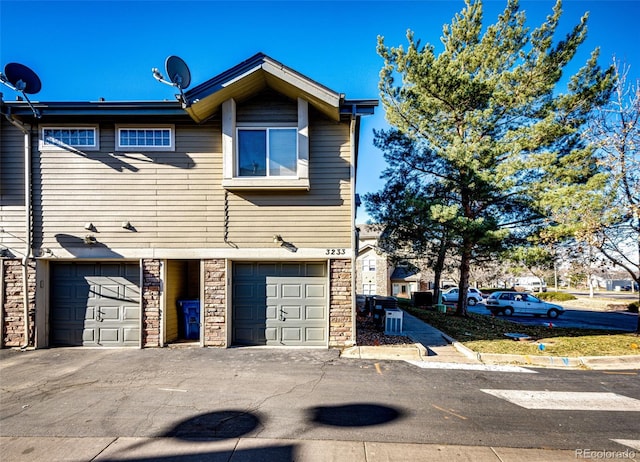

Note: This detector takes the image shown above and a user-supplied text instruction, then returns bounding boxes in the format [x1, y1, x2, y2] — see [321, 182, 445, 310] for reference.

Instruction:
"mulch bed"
[356, 311, 414, 346]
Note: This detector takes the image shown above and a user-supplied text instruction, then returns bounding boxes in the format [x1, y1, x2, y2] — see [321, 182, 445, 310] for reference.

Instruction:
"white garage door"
[232, 262, 327, 346]
[50, 262, 140, 347]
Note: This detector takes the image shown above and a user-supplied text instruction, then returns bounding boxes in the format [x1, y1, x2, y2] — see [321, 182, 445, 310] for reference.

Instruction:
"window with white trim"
[237, 127, 297, 177]
[362, 283, 376, 295]
[40, 126, 99, 151]
[222, 98, 310, 190]
[362, 258, 376, 272]
[116, 125, 174, 151]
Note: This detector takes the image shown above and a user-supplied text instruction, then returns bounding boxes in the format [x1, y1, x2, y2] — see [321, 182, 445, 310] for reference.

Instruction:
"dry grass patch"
[404, 306, 640, 357]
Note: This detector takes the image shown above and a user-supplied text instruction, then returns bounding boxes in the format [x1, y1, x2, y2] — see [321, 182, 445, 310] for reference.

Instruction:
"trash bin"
[367, 296, 398, 330]
[413, 291, 433, 307]
[178, 300, 200, 340]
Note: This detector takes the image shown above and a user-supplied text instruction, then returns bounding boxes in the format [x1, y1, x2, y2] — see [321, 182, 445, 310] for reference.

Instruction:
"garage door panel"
[282, 284, 301, 298]
[99, 328, 119, 342]
[123, 307, 140, 321]
[82, 328, 95, 343]
[100, 306, 121, 321]
[283, 305, 301, 320]
[51, 262, 140, 347]
[306, 328, 325, 342]
[306, 306, 325, 320]
[306, 284, 325, 298]
[123, 328, 139, 343]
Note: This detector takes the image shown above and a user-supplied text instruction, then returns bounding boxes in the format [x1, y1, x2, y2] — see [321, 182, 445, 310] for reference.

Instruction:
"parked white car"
[485, 291, 564, 318]
[441, 287, 484, 305]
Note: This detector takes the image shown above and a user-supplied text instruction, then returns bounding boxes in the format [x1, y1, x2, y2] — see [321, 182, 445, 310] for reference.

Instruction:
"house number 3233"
[325, 248, 347, 255]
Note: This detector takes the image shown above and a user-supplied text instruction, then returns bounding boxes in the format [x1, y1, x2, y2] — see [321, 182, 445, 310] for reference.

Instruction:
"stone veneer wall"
[329, 259, 354, 347]
[1, 259, 36, 348]
[203, 259, 226, 347]
[142, 259, 161, 348]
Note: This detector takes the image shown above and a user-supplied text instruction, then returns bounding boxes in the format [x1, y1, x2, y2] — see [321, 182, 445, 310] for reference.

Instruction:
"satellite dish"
[151, 55, 191, 107]
[0, 62, 42, 118]
[3, 62, 42, 94]
[165, 55, 191, 90]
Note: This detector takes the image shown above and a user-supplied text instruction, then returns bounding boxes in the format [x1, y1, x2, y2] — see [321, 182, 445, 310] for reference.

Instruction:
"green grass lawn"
[404, 305, 640, 357]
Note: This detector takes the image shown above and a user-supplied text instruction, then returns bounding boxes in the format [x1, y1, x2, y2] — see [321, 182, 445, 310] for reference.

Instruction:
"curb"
[449, 337, 640, 370]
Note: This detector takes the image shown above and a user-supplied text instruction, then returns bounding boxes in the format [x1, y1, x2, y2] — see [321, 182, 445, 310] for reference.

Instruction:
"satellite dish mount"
[152, 55, 191, 107]
[0, 62, 42, 118]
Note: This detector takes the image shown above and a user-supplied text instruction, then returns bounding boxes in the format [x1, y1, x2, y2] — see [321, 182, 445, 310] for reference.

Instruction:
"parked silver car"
[441, 287, 484, 305]
[485, 291, 564, 318]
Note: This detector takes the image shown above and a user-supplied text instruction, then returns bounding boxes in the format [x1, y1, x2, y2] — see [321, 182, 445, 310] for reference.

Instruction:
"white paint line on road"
[405, 360, 537, 373]
[158, 388, 188, 392]
[611, 439, 640, 451]
[481, 390, 640, 411]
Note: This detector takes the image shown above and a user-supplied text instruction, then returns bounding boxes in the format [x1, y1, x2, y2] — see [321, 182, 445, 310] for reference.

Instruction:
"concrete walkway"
[342, 311, 481, 363]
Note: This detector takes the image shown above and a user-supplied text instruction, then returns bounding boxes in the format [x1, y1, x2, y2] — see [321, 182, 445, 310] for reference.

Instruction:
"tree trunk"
[432, 238, 448, 303]
[456, 239, 472, 317]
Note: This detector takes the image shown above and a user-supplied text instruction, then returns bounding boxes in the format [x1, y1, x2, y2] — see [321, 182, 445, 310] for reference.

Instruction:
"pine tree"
[374, 0, 613, 315]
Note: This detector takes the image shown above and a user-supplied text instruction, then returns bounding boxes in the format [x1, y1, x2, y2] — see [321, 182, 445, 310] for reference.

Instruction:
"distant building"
[355, 224, 430, 299]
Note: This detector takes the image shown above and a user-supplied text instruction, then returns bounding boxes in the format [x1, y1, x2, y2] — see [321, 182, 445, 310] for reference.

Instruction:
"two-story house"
[1, 53, 376, 349]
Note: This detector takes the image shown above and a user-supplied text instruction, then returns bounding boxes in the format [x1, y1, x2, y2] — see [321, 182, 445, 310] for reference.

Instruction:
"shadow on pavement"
[307, 402, 406, 427]
[163, 410, 261, 440]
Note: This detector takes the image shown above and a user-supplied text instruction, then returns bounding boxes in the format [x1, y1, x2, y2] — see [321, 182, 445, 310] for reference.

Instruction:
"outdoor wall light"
[121, 221, 134, 230]
[84, 222, 96, 232]
[273, 234, 297, 252]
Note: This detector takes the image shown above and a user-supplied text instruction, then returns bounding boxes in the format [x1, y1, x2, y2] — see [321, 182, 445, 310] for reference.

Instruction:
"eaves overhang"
[184, 53, 346, 123]
[1, 100, 187, 122]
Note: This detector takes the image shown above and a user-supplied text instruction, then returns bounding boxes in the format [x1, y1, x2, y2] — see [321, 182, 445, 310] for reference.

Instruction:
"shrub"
[628, 302, 639, 313]
[537, 291, 576, 302]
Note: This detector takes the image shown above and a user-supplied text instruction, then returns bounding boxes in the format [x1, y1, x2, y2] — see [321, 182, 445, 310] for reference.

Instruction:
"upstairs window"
[116, 125, 174, 151]
[40, 126, 99, 151]
[237, 128, 297, 177]
[362, 258, 376, 272]
[222, 98, 310, 190]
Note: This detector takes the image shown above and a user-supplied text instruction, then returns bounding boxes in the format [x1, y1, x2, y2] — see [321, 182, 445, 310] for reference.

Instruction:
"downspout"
[3, 111, 33, 348]
[349, 111, 359, 346]
[22, 126, 33, 348]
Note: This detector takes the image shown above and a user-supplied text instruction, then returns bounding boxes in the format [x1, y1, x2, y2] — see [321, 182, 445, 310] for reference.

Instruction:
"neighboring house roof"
[390, 266, 421, 282]
[184, 53, 377, 123]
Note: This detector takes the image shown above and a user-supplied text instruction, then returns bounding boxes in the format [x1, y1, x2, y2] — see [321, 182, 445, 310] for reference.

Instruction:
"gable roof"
[183, 53, 375, 123]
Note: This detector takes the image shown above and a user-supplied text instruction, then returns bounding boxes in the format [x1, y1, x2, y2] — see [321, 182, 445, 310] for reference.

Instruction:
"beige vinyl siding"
[34, 122, 227, 250]
[30, 100, 352, 252]
[0, 121, 27, 252]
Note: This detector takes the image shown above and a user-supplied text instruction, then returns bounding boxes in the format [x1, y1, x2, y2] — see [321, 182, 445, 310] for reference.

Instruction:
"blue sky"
[2, 0, 639, 222]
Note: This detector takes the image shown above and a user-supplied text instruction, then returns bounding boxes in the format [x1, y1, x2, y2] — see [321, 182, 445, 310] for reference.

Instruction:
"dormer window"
[222, 97, 310, 190]
[237, 127, 297, 177]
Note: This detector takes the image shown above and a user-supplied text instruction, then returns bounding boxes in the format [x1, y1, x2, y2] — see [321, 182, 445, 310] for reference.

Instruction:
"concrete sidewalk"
[0, 435, 583, 461]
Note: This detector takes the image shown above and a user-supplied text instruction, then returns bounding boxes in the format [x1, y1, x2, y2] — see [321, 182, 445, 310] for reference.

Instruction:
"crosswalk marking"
[481, 390, 640, 411]
[406, 360, 536, 373]
[611, 439, 640, 451]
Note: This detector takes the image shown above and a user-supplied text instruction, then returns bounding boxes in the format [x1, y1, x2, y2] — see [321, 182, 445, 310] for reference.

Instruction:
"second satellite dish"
[165, 55, 191, 90]
[2, 62, 42, 94]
